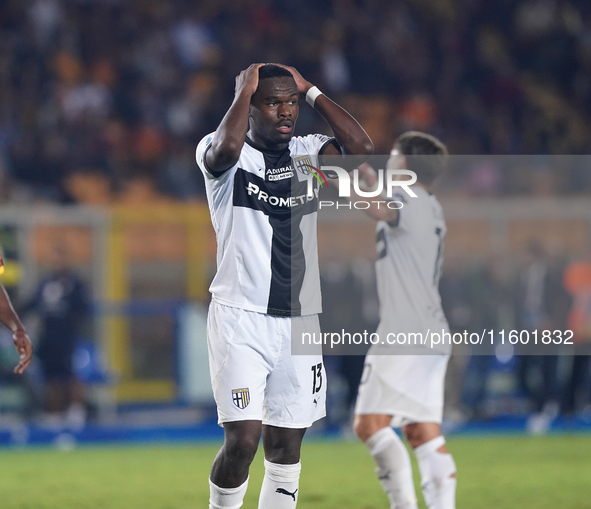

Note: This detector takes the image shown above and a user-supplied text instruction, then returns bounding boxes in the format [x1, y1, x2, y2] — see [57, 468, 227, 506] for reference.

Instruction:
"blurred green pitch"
[0, 435, 589, 508]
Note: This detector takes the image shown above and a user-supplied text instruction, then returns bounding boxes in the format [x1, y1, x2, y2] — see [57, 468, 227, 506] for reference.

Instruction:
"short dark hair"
[258, 64, 294, 81]
[393, 131, 448, 186]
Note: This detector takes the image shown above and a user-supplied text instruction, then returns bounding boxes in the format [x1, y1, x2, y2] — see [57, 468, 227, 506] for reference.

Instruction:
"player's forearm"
[207, 90, 252, 172]
[0, 285, 26, 334]
[363, 203, 399, 223]
[332, 178, 398, 222]
[313, 95, 374, 156]
[349, 186, 399, 223]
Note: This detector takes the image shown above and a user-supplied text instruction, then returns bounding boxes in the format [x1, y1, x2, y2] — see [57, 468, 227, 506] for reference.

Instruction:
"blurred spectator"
[562, 245, 591, 415]
[515, 241, 571, 432]
[439, 254, 472, 418]
[1, 0, 591, 203]
[21, 246, 90, 428]
[319, 254, 377, 428]
[456, 257, 512, 419]
[465, 161, 504, 195]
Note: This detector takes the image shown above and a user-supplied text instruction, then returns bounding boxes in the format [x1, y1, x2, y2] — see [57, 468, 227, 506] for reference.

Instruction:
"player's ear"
[399, 155, 407, 171]
[387, 153, 406, 171]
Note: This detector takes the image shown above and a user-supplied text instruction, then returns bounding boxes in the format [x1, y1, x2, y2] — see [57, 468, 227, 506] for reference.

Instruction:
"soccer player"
[0, 254, 33, 375]
[195, 63, 372, 509]
[352, 132, 456, 509]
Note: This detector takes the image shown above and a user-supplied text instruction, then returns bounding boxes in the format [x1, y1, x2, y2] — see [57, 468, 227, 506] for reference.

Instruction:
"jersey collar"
[245, 135, 290, 154]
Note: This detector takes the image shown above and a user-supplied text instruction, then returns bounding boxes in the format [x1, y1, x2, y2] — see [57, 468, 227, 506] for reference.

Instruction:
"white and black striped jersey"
[196, 132, 336, 317]
[375, 186, 451, 352]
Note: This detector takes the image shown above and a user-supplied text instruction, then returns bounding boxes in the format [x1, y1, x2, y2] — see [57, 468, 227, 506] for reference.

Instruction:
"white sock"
[258, 459, 301, 508]
[414, 436, 456, 509]
[209, 477, 248, 509]
[366, 427, 418, 509]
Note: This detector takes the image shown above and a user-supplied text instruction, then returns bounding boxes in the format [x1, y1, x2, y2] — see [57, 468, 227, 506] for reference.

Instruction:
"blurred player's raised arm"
[276, 64, 374, 160]
[205, 63, 265, 174]
[0, 282, 33, 374]
[330, 162, 400, 224]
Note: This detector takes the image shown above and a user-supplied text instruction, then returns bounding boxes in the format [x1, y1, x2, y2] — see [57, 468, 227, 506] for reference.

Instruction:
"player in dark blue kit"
[22, 247, 90, 426]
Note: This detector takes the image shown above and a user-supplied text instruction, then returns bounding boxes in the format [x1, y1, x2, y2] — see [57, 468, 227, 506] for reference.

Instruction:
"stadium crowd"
[440, 242, 591, 427]
[0, 0, 590, 427]
[1, 0, 591, 204]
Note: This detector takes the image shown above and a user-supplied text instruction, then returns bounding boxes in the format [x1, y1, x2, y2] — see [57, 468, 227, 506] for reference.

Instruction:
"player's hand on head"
[273, 64, 313, 97]
[235, 63, 265, 96]
[12, 329, 33, 374]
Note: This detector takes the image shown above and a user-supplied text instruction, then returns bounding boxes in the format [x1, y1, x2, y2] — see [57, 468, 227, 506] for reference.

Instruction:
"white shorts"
[355, 354, 449, 427]
[207, 301, 326, 428]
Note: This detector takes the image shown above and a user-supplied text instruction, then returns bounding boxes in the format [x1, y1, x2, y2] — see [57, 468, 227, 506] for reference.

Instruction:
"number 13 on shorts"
[311, 363, 323, 394]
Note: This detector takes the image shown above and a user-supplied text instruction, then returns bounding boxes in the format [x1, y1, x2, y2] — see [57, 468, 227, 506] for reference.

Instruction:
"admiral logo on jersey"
[266, 166, 294, 182]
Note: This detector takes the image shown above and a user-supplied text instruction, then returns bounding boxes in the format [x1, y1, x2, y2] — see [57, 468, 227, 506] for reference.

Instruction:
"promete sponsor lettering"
[246, 182, 319, 207]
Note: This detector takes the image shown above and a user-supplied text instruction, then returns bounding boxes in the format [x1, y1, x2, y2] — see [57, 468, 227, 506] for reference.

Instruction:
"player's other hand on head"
[273, 64, 313, 97]
[235, 63, 265, 96]
[13, 329, 33, 374]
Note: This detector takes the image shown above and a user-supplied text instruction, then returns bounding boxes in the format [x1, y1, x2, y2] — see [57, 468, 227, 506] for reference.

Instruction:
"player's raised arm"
[351, 163, 400, 224]
[0, 283, 32, 374]
[205, 63, 265, 174]
[277, 65, 374, 159]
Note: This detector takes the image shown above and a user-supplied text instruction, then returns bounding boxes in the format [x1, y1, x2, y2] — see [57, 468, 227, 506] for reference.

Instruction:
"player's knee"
[403, 424, 442, 450]
[264, 437, 301, 464]
[263, 430, 304, 464]
[404, 425, 430, 449]
[353, 415, 368, 441]
[223, 431, 260, 466]
[225, 438, 259, 466]
[264, 446, 300, 465]
[403, 425, 422, 448]
[354, 415, 380, 443]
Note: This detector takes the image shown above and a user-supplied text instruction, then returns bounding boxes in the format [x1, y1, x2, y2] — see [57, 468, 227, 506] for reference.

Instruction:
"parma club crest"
[232, 388, 250, 409]
[293, 155, 315, 182]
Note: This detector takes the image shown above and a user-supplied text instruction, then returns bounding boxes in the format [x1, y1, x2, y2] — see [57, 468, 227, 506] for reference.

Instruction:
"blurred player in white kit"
[352, 132, 457, 509]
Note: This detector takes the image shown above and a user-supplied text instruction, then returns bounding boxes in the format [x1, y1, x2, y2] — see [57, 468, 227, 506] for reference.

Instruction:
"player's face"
[250, 77, 299, 146]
